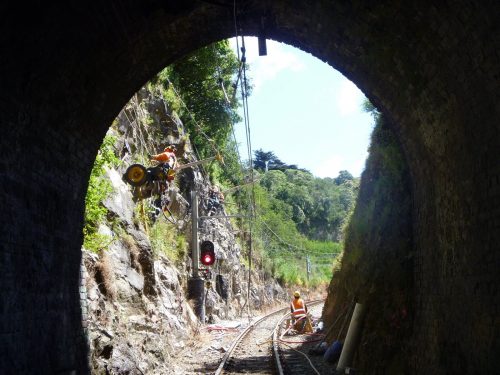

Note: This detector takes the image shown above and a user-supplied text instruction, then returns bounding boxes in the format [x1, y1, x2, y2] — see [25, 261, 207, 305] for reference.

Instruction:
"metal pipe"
[191, 190, 199, 277]
[336, 303, 367, 372]
[175, 156, 216, 170]
[188, 190, 205, 322]
[199, 214, 254, 219]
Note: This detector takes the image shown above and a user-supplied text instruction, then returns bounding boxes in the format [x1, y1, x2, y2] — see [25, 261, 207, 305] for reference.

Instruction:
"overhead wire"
[162, 74, 246, 187]
[166, 43, 251, 189]
[212, 16, 337, 287]
[231, 1, 257, 318]
[212, 44, 247, 185]
[122, 95, 155, 159]
[239, 36, 258, 319]
[163, 77, 217, 150]
[229, 29, 337, 275]
[230, 27, 337, 284]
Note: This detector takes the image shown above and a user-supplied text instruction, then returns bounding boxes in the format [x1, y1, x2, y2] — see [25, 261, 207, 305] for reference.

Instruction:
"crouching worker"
[291, 291, 308, 332]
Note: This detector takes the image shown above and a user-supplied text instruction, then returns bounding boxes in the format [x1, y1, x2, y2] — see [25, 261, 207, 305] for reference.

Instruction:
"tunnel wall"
[0, 1, 499, 373]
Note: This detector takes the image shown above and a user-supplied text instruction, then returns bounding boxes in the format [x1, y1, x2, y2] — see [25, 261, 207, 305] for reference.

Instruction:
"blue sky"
[230, 38, 374, 178]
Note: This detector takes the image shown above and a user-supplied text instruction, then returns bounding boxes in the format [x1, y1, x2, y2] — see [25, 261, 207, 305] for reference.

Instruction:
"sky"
[230, 37, 374, 178]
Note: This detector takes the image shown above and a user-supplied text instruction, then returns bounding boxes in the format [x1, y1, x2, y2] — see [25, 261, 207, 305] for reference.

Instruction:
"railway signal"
[200, 240, 215, 266]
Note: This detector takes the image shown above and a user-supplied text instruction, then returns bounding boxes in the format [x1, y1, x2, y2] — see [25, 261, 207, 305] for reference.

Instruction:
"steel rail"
[214, 304, 288, 375]
[273, 300, 324, 375]
[214, 299, 323, 375]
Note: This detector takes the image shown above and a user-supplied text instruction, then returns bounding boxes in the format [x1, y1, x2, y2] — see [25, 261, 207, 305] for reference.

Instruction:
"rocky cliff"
[82, 86, 287, 374]
[322, 117, 413, 373]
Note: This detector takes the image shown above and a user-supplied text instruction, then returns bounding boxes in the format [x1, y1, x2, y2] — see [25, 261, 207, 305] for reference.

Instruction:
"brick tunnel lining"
[0, 1, 499, 373]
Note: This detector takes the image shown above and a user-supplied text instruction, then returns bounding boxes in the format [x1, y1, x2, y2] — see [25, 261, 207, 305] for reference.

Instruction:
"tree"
[156, 40, 246, 186]
[253, 149, 306, 171]
[254, 149, 287, 171]
[161, 41, 241, 155]
[334, 170, 354, 185]
[260, 170, 287, 193]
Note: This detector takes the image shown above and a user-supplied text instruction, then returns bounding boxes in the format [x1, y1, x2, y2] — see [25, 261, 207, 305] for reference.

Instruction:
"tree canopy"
[254, 148, 300, 171]
[256, 150, 359, 242]
[334, 170, 354, 185]
[154, 40, 245, 186]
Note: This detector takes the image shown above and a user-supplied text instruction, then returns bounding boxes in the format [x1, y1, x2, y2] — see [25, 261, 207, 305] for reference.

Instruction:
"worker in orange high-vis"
[290, 291, 308, 331]
[151, 145, 178, 181]
[151, 145, 178, 168]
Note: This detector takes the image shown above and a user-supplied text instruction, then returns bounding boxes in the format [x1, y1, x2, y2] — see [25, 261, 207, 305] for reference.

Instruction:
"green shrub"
[83, 134, 120, 252]
[149, 219, 187, 262]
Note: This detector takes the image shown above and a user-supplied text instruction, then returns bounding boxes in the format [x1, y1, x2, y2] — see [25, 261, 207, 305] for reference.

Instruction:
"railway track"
[215, 300, 327, 375]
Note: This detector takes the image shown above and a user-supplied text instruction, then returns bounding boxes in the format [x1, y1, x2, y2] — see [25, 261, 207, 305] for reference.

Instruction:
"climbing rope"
[163, 77, 219, 155]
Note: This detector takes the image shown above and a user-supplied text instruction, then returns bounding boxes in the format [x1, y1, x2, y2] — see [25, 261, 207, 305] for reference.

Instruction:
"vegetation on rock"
[84, 40, 361, 289]
[323, 101, 413, 372]
[83, 134, 120, 253]
[159, 40, 245, 188]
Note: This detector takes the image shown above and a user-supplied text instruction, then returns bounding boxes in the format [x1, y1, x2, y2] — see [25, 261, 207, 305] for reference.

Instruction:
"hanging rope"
[212, 44, 247, 187]
[122, 95, 155, 159]
[161, 75, 233, 182]
[164, 77, 217, 150]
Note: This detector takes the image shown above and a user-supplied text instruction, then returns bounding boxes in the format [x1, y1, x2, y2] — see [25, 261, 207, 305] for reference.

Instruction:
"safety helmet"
[293, 291, 300, 298]
[164, 145, 177, 152]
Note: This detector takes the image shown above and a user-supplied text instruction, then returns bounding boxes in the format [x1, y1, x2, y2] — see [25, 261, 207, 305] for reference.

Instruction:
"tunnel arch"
[1, 1, 498, 373]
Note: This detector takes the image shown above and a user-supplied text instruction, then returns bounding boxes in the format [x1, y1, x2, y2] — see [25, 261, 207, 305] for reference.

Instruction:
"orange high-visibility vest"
[152, 150, 175, 163]
[151, 150, 178, 169]
[291, 298, 306, 317]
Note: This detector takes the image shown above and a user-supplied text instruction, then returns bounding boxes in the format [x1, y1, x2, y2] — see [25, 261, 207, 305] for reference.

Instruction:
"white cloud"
[335, 80, 364, 116]
[314, 155, 344, 178]
[350, 152, 369, 177]
[313, 151, 368, 178]
[230, 37, 305, 92]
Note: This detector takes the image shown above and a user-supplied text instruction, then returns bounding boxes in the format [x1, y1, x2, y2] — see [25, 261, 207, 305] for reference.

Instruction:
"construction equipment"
[285, 312, 314, 334]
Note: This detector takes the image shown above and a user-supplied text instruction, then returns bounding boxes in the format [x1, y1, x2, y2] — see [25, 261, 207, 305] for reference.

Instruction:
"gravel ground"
[167, 301, 333, 375]
[169, 307, 283, 374]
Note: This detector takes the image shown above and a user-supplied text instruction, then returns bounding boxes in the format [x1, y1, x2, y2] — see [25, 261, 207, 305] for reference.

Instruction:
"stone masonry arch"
[0, 1, 498, 373]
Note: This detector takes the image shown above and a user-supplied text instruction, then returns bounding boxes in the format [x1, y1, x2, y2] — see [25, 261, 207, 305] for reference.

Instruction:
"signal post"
[187, 190, 205, 322]
[187, 189, 248, 322]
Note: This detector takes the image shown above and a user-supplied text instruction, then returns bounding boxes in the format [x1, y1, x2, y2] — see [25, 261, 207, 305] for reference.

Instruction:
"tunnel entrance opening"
[1, 1, 498, 373]
[82, 37, 384, 372]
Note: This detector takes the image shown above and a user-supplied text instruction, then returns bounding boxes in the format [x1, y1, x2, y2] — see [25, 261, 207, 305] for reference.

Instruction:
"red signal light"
[203, 254, 212, 264]
[200, 240, 216, 266]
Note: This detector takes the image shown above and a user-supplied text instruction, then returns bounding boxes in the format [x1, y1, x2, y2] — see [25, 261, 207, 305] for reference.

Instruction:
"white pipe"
[336, 303, 367, 372]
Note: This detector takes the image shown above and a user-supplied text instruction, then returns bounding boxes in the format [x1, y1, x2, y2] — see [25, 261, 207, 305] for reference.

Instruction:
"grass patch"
[83, 133, 120, 253]
[149, 219, 187, 263]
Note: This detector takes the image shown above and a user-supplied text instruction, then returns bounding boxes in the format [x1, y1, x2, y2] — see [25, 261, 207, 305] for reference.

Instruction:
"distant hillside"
[255, 151, 359, 242]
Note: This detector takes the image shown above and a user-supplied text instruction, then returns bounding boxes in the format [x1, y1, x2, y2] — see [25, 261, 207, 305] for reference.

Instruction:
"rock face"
[83, 85, 287, 373]
[323, 118, 413, 373]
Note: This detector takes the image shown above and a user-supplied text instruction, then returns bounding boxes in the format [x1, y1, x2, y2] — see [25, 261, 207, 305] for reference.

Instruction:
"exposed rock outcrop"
[83, 85, 287, 373]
